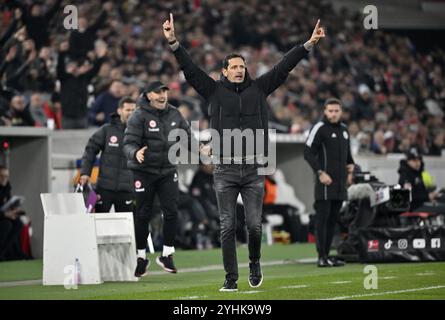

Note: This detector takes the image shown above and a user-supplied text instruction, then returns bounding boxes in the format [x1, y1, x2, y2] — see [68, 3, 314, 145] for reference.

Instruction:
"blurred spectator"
[189, 163, 221, 246]
[429, 131, 444, 156]
[0, 8, 23, 48]
[20, 0, 62, 49]
[354, 84, 374, 120]
[370, 130, 387, 155]
[89, 79, 126, 126]
[57, 41, 106, 129]
[398, 148, 440, 210]
[0, 0, 442, 155]
[23, 46, 55, 93]
[4, 94, 35, 127]
[0, 166, 29, 261]
[357, 131, 372, 154]
[68, 2, 112, 60]
[29, 92, 48, 127]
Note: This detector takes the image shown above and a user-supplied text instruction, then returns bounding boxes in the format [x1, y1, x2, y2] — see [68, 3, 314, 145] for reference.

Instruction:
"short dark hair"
[118, 96, 136, 108]
[222, 54, 246, 69]
[324, 98, 342, 109]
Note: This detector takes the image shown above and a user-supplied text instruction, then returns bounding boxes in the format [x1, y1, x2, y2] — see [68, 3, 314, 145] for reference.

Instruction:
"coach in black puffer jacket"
[81, 97, 136, 212]
[123, 82, 201, 273]
[81, 113, 133, 192]
[123, 90, 194, 176]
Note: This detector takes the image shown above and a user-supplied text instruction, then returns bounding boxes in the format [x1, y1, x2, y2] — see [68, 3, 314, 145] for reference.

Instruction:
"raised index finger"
[315, 19, 320, 29]
[170, 13, 174, 24]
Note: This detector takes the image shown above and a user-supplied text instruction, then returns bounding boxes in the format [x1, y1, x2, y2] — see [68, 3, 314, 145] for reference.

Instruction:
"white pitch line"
[416, 273, 435, 276]
[145, 258, 316, 276]
[0, 257, 314, 288]
[177, 295, 208, 300]
[239, 290, 262, 294]
[322, 285, 445, 300]
[0, 279, 41, 287]
[380, 276, 397, 280]
[280, 285, 309, 289]
[330, 281, 352, 284]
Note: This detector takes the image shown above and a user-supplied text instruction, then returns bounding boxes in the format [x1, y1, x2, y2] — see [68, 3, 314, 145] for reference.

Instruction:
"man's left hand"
[347, 173, 354, 186]
[200, 144, 212, 157]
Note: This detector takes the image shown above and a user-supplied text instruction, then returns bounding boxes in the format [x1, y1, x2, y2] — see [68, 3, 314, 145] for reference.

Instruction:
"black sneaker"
[134, 257, 149, 277]
[317, 256, 333, 268]
[156, 255, 177, 273]
[248, 262, 263, 288]
[328, 256, 346, 267]
[219, 279, 238, 292]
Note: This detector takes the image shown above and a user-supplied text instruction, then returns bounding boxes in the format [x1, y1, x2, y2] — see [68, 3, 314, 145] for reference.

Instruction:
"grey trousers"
[213, 164, 265, 281]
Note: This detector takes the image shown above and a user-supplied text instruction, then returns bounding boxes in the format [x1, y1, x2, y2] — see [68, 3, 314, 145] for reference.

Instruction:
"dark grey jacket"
[81, 113, 133, 192]
[304, 118, 354, 200]
[123, 96, 194, 175]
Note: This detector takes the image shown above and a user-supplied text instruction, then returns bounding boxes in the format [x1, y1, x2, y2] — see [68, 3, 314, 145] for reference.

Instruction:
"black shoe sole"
[248, 275, 263, 288]
[135, 260, 150, 277]
[332, 263, 346, 267]
[317, 264, 332, 268]
[156, 256, 177, 273]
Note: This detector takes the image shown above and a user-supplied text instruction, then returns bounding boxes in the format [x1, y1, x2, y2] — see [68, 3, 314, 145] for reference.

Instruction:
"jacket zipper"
[322, 143, 328, 200]
[160, 113, 167, 175]
[238, 95, 243, 128]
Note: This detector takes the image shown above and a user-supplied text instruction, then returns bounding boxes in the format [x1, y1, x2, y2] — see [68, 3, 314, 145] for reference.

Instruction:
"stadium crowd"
[1, 0, 445, 258]
[1, 0, 444, 155]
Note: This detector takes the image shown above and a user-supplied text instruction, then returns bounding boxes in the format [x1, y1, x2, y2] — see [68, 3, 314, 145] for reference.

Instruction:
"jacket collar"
[220, 70, 252, 93]
[137, 95, 172, 115]
[322, 116, 341, 127]
[110, 113, 125, 129]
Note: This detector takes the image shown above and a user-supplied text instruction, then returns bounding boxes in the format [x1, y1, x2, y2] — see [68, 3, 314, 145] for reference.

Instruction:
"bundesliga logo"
[367, 240, 379, 252]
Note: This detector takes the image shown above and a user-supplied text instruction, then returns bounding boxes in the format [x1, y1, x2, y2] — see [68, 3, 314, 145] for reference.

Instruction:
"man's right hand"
[79, 175, 90, 186]
[96, 112, 105, 123]
[95, 43, 108, 58]
[4, 208, 20, 220]
[319, 171, 332, 185]
[429, 191, 438, 202]
[199, 144, 212, 157]
[163, 13, 176, 43]
[136, 146, 148, 164]
[60, 41, 69, 52]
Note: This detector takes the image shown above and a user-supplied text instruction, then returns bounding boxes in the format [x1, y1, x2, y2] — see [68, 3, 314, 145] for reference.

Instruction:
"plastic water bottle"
[74, 258, 81, 285]
[47, 118, 55, 130]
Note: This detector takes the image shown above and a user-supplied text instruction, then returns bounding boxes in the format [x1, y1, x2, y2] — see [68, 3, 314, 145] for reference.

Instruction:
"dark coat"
[123, 95, 194, 175]
[0, 182, 11, 219]
[81, 113, 133, 192]
[172, 43, 308, 160]
[398, 160, 429, 209]
[57, 52, 104, 119]
[304, 118, 354, 201]
[68, 11, 108, 59]
[89, 90, 121, 126]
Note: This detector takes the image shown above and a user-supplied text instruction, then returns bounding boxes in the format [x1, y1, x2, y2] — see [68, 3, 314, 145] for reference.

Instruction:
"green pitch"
[0, 243, 444, 300]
